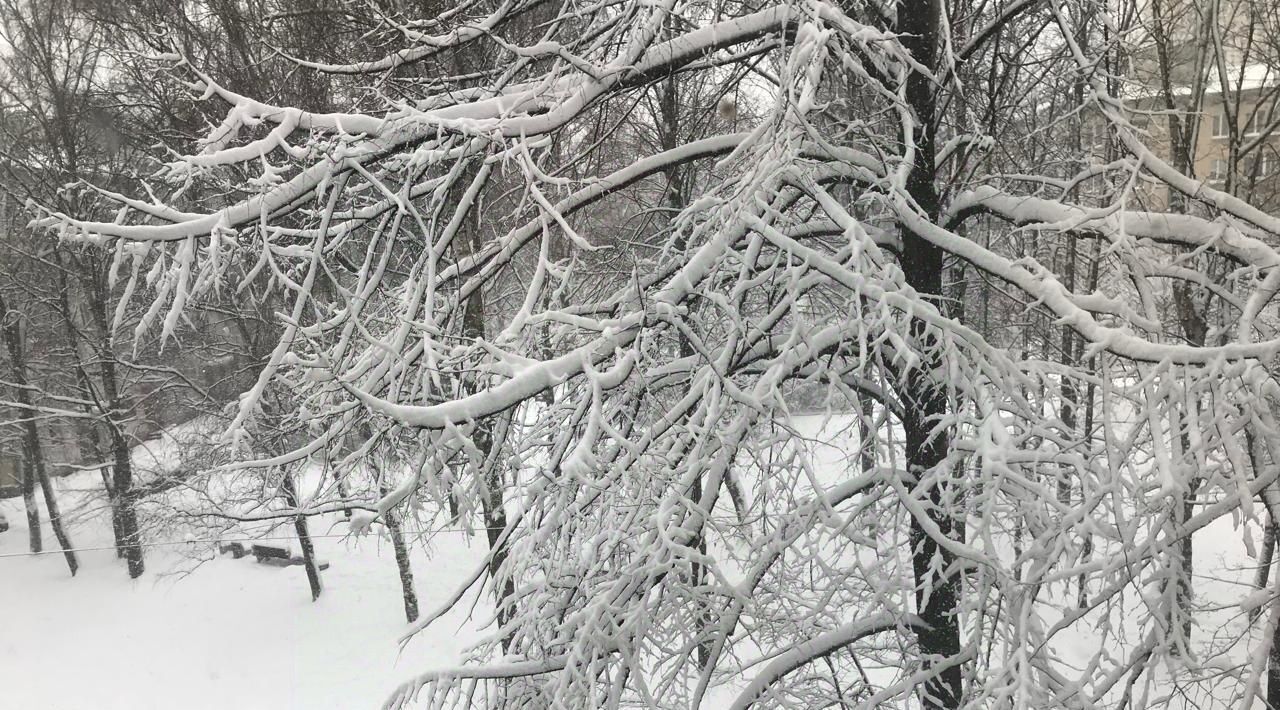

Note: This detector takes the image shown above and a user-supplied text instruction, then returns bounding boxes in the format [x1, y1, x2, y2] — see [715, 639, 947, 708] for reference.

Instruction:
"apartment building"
[1117, 0, 1280, 207]
[1195, 68, 1279, 196]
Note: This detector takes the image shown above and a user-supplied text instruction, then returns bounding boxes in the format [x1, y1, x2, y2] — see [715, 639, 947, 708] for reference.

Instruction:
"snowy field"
[0, 469, 488, 710]
[0, 415, 1271, 709]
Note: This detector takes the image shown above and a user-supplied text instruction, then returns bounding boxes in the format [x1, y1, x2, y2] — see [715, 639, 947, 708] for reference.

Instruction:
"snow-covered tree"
[35, 0, 1280, 706]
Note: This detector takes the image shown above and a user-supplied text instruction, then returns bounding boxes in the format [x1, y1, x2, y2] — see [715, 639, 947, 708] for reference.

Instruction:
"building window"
[1082, 120, 1106, 151]
[1213, 111, 1230, 138]
[1247, 155, 1262, 178]
[1249, 107, 1272, 136]
[1209, 159, 1228, 182]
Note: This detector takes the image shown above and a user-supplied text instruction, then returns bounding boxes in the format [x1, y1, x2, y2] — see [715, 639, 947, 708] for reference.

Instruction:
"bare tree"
[0, 288, 77, 573]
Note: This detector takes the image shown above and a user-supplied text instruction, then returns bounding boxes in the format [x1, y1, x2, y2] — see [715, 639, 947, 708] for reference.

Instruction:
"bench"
[251, 544, 293, 564]
[246, 543, 329, 570]
[218, 541, 329, 570]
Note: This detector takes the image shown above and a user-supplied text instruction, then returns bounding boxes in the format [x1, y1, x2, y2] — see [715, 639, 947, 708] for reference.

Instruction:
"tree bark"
[1269, 520, 1280, 710]
[1170, 287, 1207, 651]
[455, 163, 514, 640]
[1270, 635, 1280, 710]
[106, 417, 143, 577]
[1259, 519, 1276, 596]
[1077, 240, 1102, 608]
[1056, 7, 1093, 510]
[374, 453, 418, 623]
[28, 441, 77, 575]
[1056, 246, 1078, 505]
[2, 292, 77, 573]
[20, 454, 41, 553]
[896, 0, 962, 706]
[472, 409, 514, 635]
[85, 276, 144, 578]
[1247, 434, 1280, 702]
[386, 500, 419, 622]
[281, 471, 323, 601]
[655, 61, 717, 670]
[56, 266, 124, 556]
[1150, 0, 1207, 654]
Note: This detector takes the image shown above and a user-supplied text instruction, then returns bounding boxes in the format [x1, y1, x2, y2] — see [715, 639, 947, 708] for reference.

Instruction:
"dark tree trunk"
[896, 0, 962, 706]
[332, 459, 352, 519]
[1258, 514, 1279, 708]
[1056, 239, 1078, 504]
[1077, 241, 1102, 608]
[84, 276, 144, 578]
[1172, 464, 1199, 649]
[104, 468, 126, 559]
[386, 502, 418, 622]
[857, 391, 877, 505]
[375, 467, 418, 623]
[56, 269, 123, 556]
[28, 441, 77, 575]
[281, 471, 323, 601]
[108, 426, 144, 578]
[655, 62, 716, 670]
[900, 353, 962, 710]
[1271, 608, 1280, 710]
[2, 291, 77, 573]
[1057, 0, 1094, 506]
[1170, 288, 1207, 652]
[1147, 0, 1207, 653]
[1258, 519, 1276, 599]
[452, 158, 514, 641]
[473, 409, 514, 636]
[21, 454, 41, 553]
[1248, 437, 1280, 703]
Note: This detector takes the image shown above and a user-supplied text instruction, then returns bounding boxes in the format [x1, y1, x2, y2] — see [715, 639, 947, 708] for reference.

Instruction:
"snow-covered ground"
[0, 465, 488, 710]
[0, 415, 1270, 709]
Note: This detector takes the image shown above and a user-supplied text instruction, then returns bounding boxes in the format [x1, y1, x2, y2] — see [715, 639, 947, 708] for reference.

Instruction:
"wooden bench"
[246, 543, 329, 570]
[251, 544, 293, 565]
[217, 541, 329, 570]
